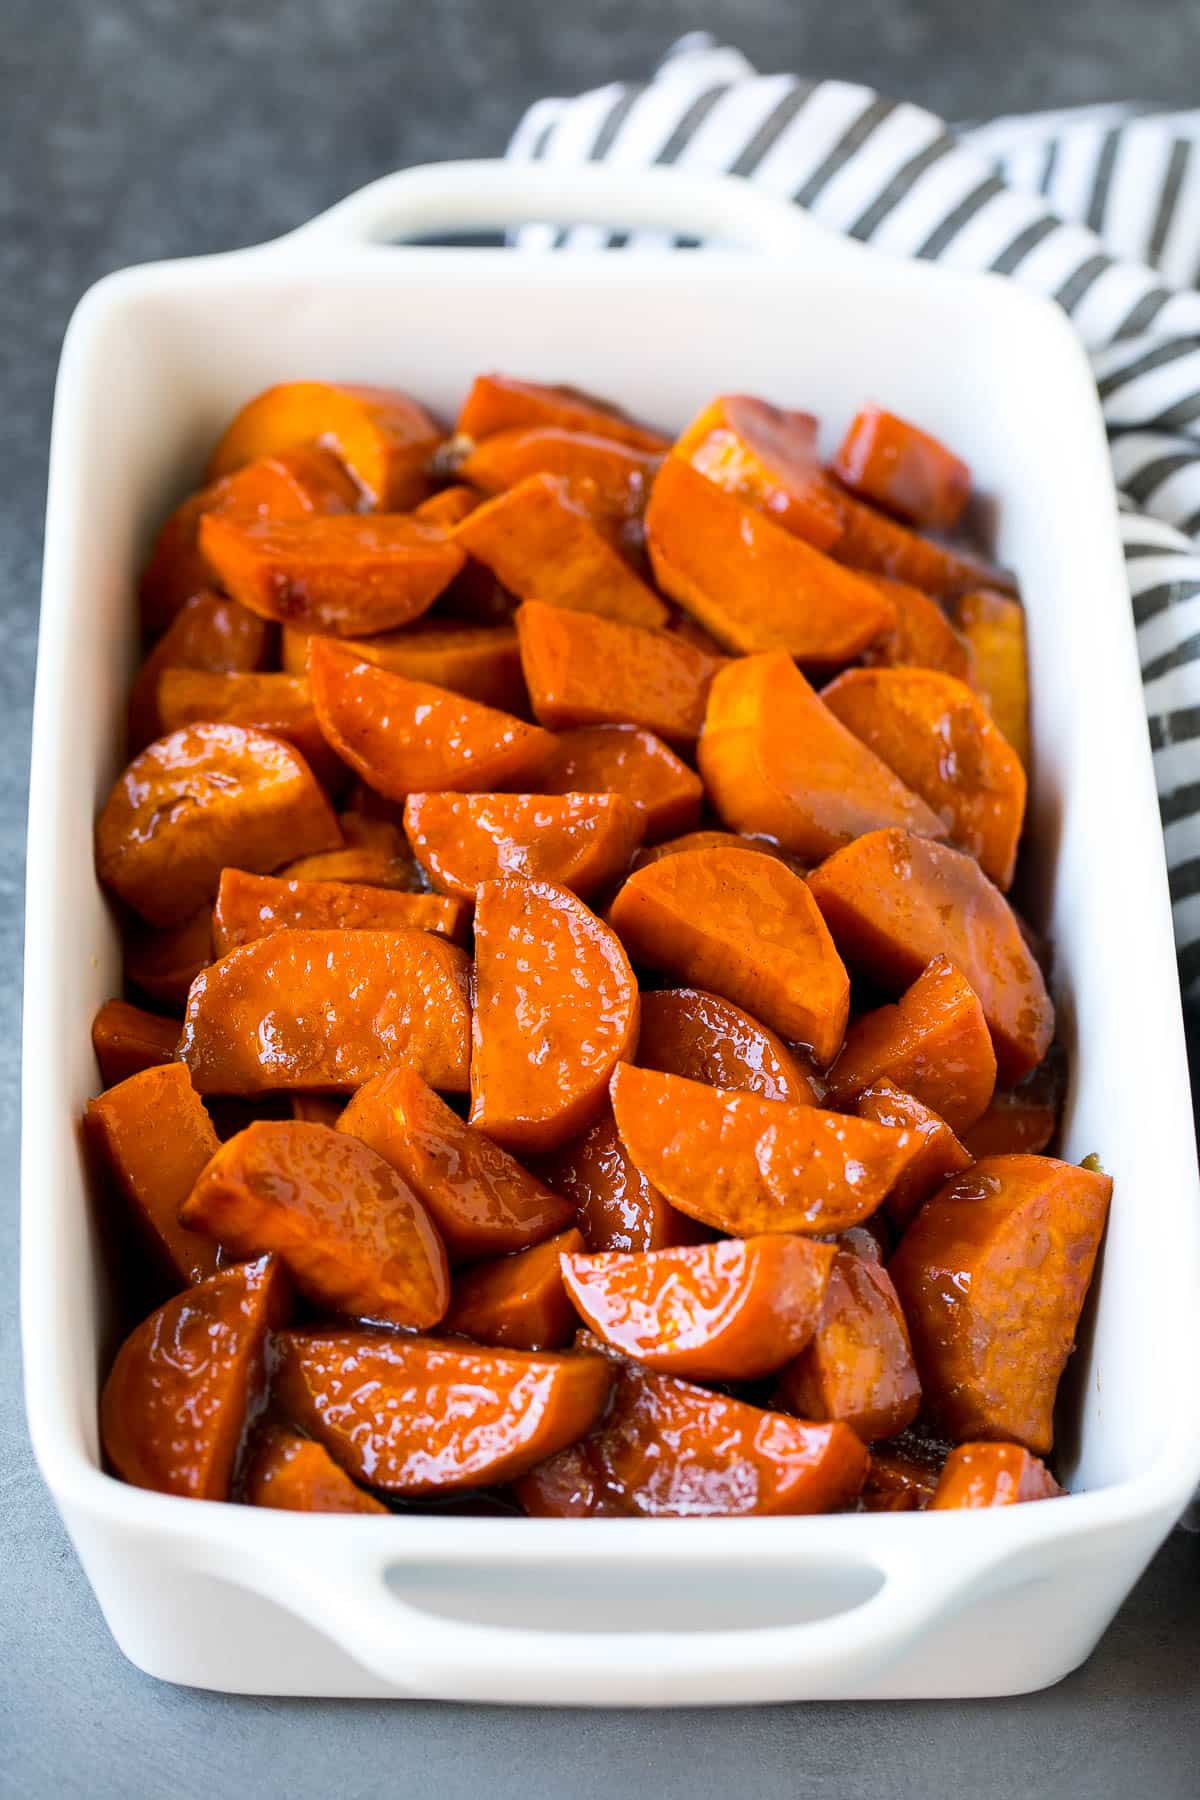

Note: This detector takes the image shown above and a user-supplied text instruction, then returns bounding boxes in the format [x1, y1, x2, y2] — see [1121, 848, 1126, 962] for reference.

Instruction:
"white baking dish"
[23, 159, 1200, 1706]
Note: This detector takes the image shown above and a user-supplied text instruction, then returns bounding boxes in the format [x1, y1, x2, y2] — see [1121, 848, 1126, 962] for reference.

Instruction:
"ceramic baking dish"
[23, 159, 1200, 1706]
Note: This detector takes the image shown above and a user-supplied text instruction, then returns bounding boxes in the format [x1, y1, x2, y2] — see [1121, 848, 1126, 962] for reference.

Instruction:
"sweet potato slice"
[403, 790, 642, 900]
[515, 599, 721, 743]
[454, 474, 668, 628]
[91, 999, 179, 1087]
[155, 669, 340, 787]
[928, 1441, 1065, 1508]
[824, 956, 996, 1133]
[471, 878, 640, 1153]
[199, 513, 464, 637]
[861, 576, 973, 682]
[855, 1081, 972, 1232]
[631, 829, 785, 872]
[951, 589, 1031, 770]
[821, 667, 1026, 887]
[275, 1329, 612, 1492]
[698, 652, 947, 863]
[413, 485, 483, 529]
[211, 868, 466, 955]
[244, 1425, 388, 1514]
[607, 846, 849, 1064]
[645, 455, 893, 660]
[456, 374, 669, 453]
[124, 907, 214, 1011]
[808, 829, 1053, 1082]
[822, 476, 1012, 599]
[180, 1118, 449, 1328]
[562, 1236, 835, 1381]
[512, 1442, 627, 1517]
[284, 622, 526, 712]
[534, 724, 702, 842]
[129, 589, 273, 752]
[832, 406, 971, 531]
[279, 812, 426, 889]
[95, 723, 341, 928]
[889, 1154, 1112, 1453]
[443, 1227, 584, 1351]
[179, 928, 471, 1094]
[860, 1442, 944, 1511]
[610, 1065, 916, 1237]
[307, 637, 554, 799]
[205, 381, 442, 508]
[338, 1066, 574, 1264]
[961, 1087, 1058, 1159]
[100, 1254, 288, 1497]
[459, 427, 659, 526]
[774, 1252, 921, 1442]
[673, 394, 842, 550]
[636, 987, 816, 1105]
[540, 1109, 706, 1253]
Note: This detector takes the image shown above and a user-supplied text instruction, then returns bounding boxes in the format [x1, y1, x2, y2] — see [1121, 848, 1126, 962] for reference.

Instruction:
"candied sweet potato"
[403, 790, 642, 900]
[459, 428, 660, 529]
[515, 599, 721, 743]
[832, 406, 970, 531]
[540, 1109, 706, 1254]
[631, 829, 785, 872]
[284, 622, 526, 713]
[512, 1442, 626, 1517]
[129, 589, 272, 752]
[823, 476, 1011, 599]
[774, 1252, 921, 1442]
[279, 812, 426, 889]
[124, 907, 214, 1011]
[155, 669, 340, 788]
[951, 589, 1031, 770]
[534, 725, 702, 842]
[91, 999, 179, 1087]
[636, 987, 817, 1105]
[673, 394, 842, 550]
[855, 1080, 972, 1232]
[443, 1227, 584, 1351]
[928, 1441, 1064, 1508]
[962, 1087, 1058, 1159]
[212, 868, 466, 954]
[859, 1443, 944, 1512]
[456, 373, 669, 453]
[861, 575, 973, 682]
[244, 1425, 388, 1513]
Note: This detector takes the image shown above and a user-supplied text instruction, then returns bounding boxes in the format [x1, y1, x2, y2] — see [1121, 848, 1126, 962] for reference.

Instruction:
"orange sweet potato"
[129, 589, 272, 752]
[403, 790, 642, 899]
[890, 1154, 1112, 1453]
[123, 907, 213, 1011]
[951, 589, 1031, 770]
[179, 928, 471, 1094]
[155, 669, 341, 788]
[631, 829, 786, 872]
[610, 1065, 917, 1236]
[180, 1119, 449, 1328]
[412, 484, 484, 529]
[205, 381, 442, 508]
[607, 846, 849, 1064]
[961, 1087, 1058, 1159]
[100, 1254, 289, 1497]
[860, 1446, 944, 1512]
[274, 1328, 612, 1492]
[307, 638, 554, 799]
[822, 475, 1013, 599]
[534, 725, 702, 842]
[512, 1442, 626, 1517]
[645, 455, 893, 660]
[471, 878, 640, 1153]
[561, 1235, 835, 1381]
[821, 666, 1026, 887]
[636, 987, 817, 1105]
[807, 829, 1053, 1082]
[837, 1218, 891, 1264]
[774, 1252, 921, 1442]
[855, 1080, 972, 1232]
[95, 723, 341, 927]
[85, 1062, 221, 1287]
[211, 868, 467, 954]
[338, 1066, 575, 1264]
[244, 1425, 388, 1513]
[832, 406, 971, 531]
[539, 1109, 707, 1254]
[698, 652, 947, 863]
[91, 999, 179, 1087]
[861, 575, 973, 682]
[443, 1227, 585, 1351]
[456, 373, 669, 453]
[673, 394, 843, 550]
[824, 956, 997, 1133]
[459, 427, 660, 527]
[454, 474, 668, 628]
[279, 812, 426, 889]
[515, 599, 722, 743]
[284, 622, 526, 713]
[928, 1441, 1064, 1508]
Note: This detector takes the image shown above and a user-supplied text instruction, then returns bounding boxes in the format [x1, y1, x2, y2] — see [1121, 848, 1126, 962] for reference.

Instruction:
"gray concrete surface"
[3, 3, 1200, 1794]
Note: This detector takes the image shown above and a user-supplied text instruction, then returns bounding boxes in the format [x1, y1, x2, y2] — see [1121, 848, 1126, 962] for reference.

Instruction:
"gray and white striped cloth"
[508, 34, 1200, 997]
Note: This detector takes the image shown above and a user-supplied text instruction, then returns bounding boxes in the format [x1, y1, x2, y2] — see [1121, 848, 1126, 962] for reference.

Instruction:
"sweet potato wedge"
[928, 1441, 1065, 1508]
[951, 589, 1031, 770]
[515, 599, 722, 743]
[636, 987, 817, 1105]
[861, 575, 973, 682]
[244, 1425, 388, 1514]
[832, 406, 970, 531]
[961, 1086, 1058, 1159]
[822, 476, 1012, 599]
[458, 427, 660, 526]
[774, 1252, 921, 1442]
[855, 1080, 973, 1231]
[539, 1109, 707, 1254]
[155, 669, 341, 788]
[211, 868, 467, 954]
[673, 394, 842, 550]
[123, 907, 214, 1011]
[631, 829, 786, 872]
[403, 790, 642, 900]
[534, 725, 702, 842]
[91, 999, 179, 1087]
[279, 812, 426, 889]
[129, 588, 272, 752]
[284, 622, 526, 713]
[456, 373, 669, 453]
[443, 1227, 584, 1351]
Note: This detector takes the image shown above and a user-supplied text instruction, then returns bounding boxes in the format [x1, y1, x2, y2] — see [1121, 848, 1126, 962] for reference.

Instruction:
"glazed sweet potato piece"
[515, 599, 722, 744]
[280, 812, 426, 889]
[928, 1441, 1065, 1508]
[413, 484, 484, 529]
[155, 669, 340, 788]
[822, 476, 1012, 599]
[561, 1236, 835, 1381]
[673, 395, 842, 551]
[459, 427, 660, 527]
[443, 1228, 584, 1351]
[454, 475, 668, 628]
[824, 956, 997, 1133]
[91, 999, 179, 1087]
[631, 829, 785, 872]
[456, 373, 669, 453]
[290, 1094, 346, 1128]
[855, 1081, 973, 1232]
[403, 790, 643, 900]
[274, 1329, 612, 1492]
[952, 589, 1031, 770]
[698, 652, 947, 863]
[199, 513, 465, 637]
[307, 638, 554, 799]
[821, 667, 1026, 887]
[610, 1065, 917, 1237]
[774, 1252, 921, 1443]
[179, 928, 471, 1094]
[211, 868, 467, 955]
[889, 1154, 1112, 1453]
[244, 1425, 388, 1514]
[123, 907, 214, 1011]
[807, 829, 1053, 1082]
[129, 589, 273, 752]
[85, 1062, 221, 1286]
[534, 725, 702, 842]
[471, 879, 640, 1153]
[95, 723, 341, 928]
[338, 1066, 574, 1264]
[512, 1442, 627, 1517]
[861, 576, 973, 682]
[100, 1254, 289, 1497]
[607, 846, 849, 1064]
[961, 1087, 1058, 1159]
[284, 622, 526, 713]
[205, 381, 442, 509]
[180, 1119, 449, 1328]
[540, 1109, 707, 1254]
[859, 1442, 945, 1511]
[832, 406, 971, 531]
[645, 455, 894, 660]
[636, 986, 817, 1105]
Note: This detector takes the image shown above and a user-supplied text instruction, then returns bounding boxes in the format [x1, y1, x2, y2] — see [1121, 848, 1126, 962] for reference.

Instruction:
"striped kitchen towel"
[509, 34, 1200, 997]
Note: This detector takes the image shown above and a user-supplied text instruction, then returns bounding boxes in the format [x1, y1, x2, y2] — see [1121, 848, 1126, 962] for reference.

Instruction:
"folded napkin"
[508, 34, 1200, 1001]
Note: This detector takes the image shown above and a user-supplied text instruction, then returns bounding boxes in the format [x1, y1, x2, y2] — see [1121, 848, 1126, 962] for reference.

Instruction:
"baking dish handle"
[272, 158, 854, 260]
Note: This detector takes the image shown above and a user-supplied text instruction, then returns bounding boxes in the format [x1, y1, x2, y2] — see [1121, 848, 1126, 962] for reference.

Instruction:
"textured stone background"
[4, 4, 1200, 1794]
